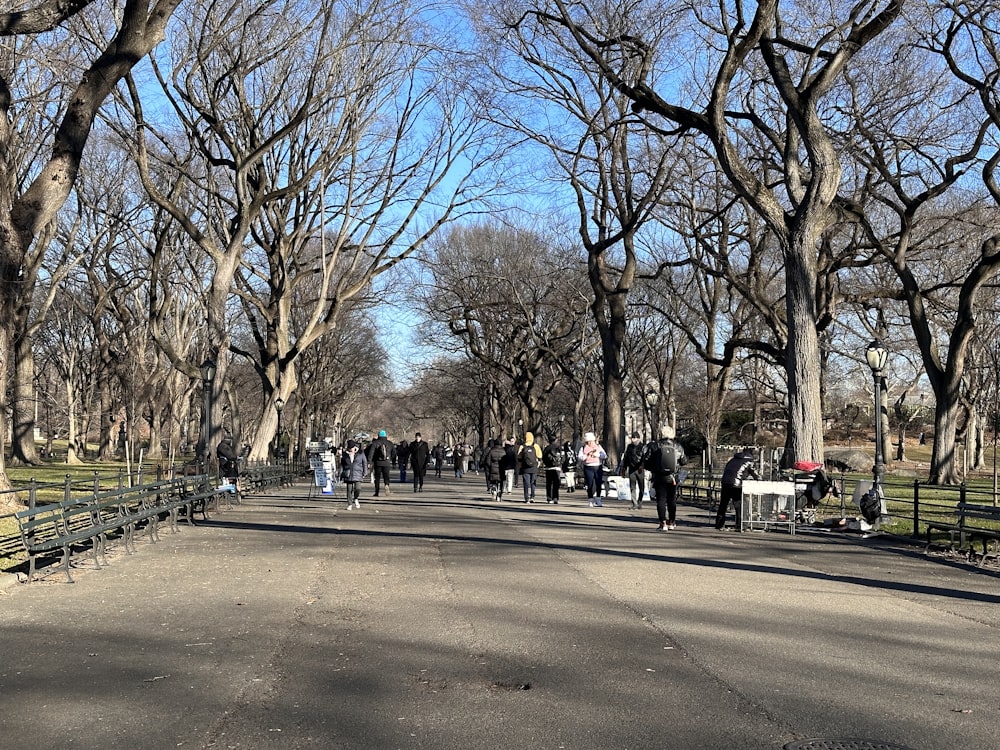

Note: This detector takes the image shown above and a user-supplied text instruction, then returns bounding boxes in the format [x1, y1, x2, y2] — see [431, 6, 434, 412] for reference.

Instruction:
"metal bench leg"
[61, 544, 75, 583]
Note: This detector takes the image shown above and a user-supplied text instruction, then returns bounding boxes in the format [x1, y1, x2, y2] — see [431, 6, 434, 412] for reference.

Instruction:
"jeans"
[628, 470, 645, 507]
[521, 471, 537, 501]
[583, 465, 603, 499]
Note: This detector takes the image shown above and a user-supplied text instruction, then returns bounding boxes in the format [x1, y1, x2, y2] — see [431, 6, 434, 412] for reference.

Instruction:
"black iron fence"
[679, 469, 998, 539]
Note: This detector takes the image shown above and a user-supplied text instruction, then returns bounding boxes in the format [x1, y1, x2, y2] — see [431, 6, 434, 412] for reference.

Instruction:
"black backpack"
[520, 445, 538, 470]
[645, 439, 678, 475]
[376, 441, 390, 463]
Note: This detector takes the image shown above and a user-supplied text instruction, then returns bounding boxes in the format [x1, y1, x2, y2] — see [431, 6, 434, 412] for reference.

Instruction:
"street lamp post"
[274, 397, 285, 464]
[865, 340, 889, 499]
[647, 391, 659, 441]
[199, 357, 217, 471]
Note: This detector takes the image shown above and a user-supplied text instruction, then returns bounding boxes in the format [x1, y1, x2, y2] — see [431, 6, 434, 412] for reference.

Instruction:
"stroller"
[788, 460, 839, 524]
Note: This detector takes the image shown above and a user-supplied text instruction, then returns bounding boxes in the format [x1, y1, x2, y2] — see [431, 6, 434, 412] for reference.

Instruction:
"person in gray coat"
[341, 440, 369, 509]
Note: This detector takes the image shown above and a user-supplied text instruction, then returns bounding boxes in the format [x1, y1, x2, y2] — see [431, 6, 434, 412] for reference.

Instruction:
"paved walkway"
[0, 474, 997, 750]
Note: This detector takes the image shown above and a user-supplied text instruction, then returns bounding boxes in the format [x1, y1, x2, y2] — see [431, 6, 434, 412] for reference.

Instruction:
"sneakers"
[667, 523, 676, 530]
[354, 499, 361, 509]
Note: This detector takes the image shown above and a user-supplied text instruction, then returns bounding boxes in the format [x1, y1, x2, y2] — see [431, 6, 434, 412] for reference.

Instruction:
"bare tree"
[118, 0, 497, 462]
[420, 222, 595, 434]
[497, 0, 905, 466]
[0, 0, 183, 496]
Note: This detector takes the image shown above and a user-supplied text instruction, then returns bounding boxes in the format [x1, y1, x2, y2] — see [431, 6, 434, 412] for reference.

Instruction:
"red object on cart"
[792, 460, 823, 473]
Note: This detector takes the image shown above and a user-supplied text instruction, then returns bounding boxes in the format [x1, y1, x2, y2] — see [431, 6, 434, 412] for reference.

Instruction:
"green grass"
[0, 455, 173, 574]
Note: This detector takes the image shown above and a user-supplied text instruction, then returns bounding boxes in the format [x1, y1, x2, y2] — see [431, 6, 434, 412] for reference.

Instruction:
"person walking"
[502, 438, 517, 494]
[561, 441, 577, 494]
[432, 443, 445, 478]
[370, 430, 395, 497]
[618, 432, 648, 509]
[518, 432, 543, 503]
[409, 432, 431, 492]
[541, 435, 564, 504]
[340, 440, 368, 509]
[645, 425, 687, 530]
[716, 448, 759, 531]
[396, 439, 411, 484]
[484, 438, 507, 502]
[578, 432, 607, 507]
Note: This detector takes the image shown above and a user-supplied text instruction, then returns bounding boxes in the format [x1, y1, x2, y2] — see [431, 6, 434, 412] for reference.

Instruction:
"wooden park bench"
[925, 501, 1000, 567]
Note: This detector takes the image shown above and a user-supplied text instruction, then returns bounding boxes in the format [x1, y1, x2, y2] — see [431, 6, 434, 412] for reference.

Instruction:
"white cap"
[583, 432, 596, 442]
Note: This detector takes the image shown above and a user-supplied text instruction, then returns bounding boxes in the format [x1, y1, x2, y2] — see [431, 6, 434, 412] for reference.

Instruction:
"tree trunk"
[10, 334, 40, 465]
[98, 409, 115, 463]
[782, 238, 825, 467]
[593, 286, 628, 468]
[930, 398, 964, 484]
[146, 400, 163, 460]
[64, 376, 83, 465]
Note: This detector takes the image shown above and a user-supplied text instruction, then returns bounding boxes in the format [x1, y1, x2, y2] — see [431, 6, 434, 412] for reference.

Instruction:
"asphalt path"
[0, 474, 997, 750]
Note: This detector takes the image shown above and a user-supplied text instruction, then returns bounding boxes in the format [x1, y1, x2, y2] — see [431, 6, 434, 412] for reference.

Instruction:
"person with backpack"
[716, 448, 759, 530]
[645, 424, 687, 530]
[370, 430, 395, 497]
[541, 434, 564, 504]
[578, 431, 608, 507]
[618, 432, 648, 510]
[517, 432, 543, 502]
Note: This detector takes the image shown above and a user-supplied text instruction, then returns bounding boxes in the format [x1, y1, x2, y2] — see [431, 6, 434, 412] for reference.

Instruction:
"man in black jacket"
[618, 432, 647, 509]
[370, 430, 396, 497]
[645, 425, 687, 531]
[409, 432, 431, 492]
[716, 448, 759, 530]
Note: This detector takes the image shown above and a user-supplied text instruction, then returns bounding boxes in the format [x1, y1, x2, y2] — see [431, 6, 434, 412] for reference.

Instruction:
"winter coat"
[409, 439, 431, 469]
[721, 451, 758, 487]
[561, 443, 577, 473]
[485, 443, 506, 483]
[370, 437, 395, 467]
[621, 441, 647, 473]
[542, 441, 564, 471]
[341, 449, 368, 482]
[396, 441, 411, 465]
[501, 443, 517, 472]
